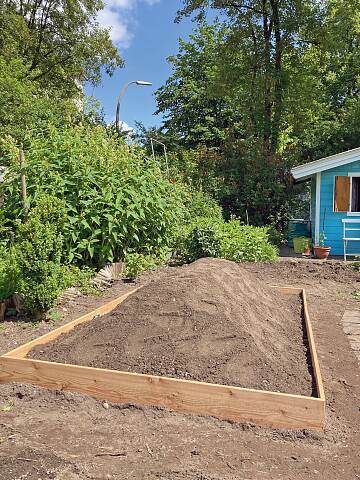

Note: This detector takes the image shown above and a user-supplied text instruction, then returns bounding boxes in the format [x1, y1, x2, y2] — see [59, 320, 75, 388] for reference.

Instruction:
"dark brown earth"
[0, 259, 360, 479]
[28, 258, 313, 396]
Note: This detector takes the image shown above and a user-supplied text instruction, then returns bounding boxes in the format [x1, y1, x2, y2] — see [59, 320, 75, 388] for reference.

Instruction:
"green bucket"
[293, 237, 310, 254]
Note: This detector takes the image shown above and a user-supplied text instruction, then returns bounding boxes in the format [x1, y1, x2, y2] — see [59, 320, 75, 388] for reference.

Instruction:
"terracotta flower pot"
[303, 246, 311, 256]
[314, 246, 331, 260]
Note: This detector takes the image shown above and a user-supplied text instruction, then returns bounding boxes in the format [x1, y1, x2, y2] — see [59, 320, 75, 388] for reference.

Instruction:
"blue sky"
[86, 0, 196, 130]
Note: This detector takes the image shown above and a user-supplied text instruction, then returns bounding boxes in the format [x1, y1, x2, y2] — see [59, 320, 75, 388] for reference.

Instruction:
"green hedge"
[178, 218, 277, 263]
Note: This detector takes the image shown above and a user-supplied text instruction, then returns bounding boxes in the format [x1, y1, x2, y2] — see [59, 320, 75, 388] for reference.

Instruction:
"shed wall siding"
[310, 175, 316, 242]
[319, 161, 360, 255]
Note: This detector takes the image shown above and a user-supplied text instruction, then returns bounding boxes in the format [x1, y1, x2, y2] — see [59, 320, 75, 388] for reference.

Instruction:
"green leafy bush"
[124, 251, 169, 279]
[220, 221, 278, 262]
[186, 191, 223, 222]
[12, 194, 74, 315]
[267, 225, 287, 248]
[15, 217, 68, 315]
[183, 218, 222, 262]
[0, 210, 13, 247]
[0, 247, 19, 301]
[1, 126, 187, 267]
[178, 218, 277, 263]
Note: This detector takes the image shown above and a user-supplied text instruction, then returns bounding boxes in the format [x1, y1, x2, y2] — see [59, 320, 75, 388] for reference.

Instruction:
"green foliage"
[1, 125, 187, 268]
[183, 218, 222, 262]
[178, 217, 277, 263]
[187, 190, 223, 221]
[67, 265, 97, 295]
[15, 217, 68, 315]
[0, 56, 77, 143]
[267, 226, 287, 248]
[0, 192, 96, 314]
[124, 251, 169, 279]
[0, 247, 19, 301]
[11, 193, 90, 315]
[220, 221, 278, 263]
[157, 3, 360, 230]
[0, 210, 13, 247]
[0, 0, 122, 92]
[155, 23, 243, 149]
[0, 0, 122, 141]
[350, 260, 360, 272]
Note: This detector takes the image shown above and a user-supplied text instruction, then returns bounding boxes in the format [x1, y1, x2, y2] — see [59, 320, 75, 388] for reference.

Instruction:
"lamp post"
[115, 80, 152, 134]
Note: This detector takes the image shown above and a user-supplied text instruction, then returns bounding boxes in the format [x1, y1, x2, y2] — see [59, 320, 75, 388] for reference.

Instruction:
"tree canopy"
[151, 0, 360, 226]
[0, 0, 123, 142]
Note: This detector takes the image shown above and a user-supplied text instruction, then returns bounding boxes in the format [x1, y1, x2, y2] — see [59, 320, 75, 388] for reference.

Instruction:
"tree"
[0, 0, 123, 142]
[0, 56, 77, 145]
[155, 24, 244, 149]
[0, 0, 122, 95]
[176, 0, 360, 160]
[158, 1, 360, 227]
[177, 1, 328, 158]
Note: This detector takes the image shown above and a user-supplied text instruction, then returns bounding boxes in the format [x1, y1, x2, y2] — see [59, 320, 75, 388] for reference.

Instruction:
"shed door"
[334, 176, 350, 212]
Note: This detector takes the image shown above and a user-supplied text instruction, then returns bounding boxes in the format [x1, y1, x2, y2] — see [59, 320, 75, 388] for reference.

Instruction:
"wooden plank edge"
[3, 287, 141, 359]
[302, 289, 325, 401]
[0, 356, 325, 431]
[274, 285, 325, 401]
[272, 285, 303, 295]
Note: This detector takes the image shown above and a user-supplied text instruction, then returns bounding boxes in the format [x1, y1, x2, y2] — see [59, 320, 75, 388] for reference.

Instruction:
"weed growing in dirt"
[124, 250, 170, 279]
[352, 291, 360, 301]
[47, 310, 62, 322]
[0, 399, 14, 413]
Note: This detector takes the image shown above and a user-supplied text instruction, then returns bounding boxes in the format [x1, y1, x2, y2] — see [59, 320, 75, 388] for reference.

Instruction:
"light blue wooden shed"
[291, 147, 360, 259]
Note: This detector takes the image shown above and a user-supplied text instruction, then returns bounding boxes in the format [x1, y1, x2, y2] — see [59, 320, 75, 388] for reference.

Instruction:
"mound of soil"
[28, 258, 314, 396]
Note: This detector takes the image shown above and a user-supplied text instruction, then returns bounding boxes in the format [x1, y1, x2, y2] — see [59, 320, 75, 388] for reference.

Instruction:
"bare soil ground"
[1, 259, 360, 480]
[28, 258, 312, 396]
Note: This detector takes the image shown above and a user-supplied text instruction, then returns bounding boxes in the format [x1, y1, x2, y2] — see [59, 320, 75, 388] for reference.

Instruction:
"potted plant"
[314, 209, 331, 260]
[303, 242, 312, 256]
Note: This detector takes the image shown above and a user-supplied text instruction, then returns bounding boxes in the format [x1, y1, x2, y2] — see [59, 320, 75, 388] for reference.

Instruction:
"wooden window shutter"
[334, 176, 350, 212]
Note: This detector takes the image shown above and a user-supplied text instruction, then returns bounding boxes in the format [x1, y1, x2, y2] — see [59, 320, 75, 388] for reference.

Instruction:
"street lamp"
[115, 80, 152, 134]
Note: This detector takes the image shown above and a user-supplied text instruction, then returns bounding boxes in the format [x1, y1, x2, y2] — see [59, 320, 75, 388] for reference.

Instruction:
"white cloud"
[97, 8, 133, 47]
[98, 0, 161, 49]
[120, 121, 134, 135]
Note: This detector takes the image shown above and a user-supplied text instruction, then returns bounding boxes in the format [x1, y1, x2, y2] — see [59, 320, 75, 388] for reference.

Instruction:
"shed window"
[334, 176, 350, 212]
[351, 177, 360, 212]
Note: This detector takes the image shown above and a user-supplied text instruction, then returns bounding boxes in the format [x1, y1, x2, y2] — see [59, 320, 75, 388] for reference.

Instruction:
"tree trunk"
[262, 0, 272, 157]
[270, 0, 283, 152]
[249, 23, 259, 133]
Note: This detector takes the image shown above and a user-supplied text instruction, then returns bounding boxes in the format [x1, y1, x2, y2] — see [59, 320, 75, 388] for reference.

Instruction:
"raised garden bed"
[0, 260, 325, 430]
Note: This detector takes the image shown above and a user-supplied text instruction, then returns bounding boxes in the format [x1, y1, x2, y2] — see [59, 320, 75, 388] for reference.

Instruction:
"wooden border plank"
[0, 356, 324, 430]
[0, 285, 325, 430]
[272, 286, 303, 295]
[302, 289, 325, 400]
[273, 286, 325, 400]
[3, 288, 141, 359]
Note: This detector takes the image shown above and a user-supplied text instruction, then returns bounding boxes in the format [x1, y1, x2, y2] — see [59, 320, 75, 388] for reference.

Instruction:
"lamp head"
[135, 80, 152, 86]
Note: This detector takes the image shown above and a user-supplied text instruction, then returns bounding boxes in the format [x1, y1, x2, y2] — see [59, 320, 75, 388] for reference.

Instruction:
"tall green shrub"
[0, 247, 19, 302]
[15, 216, 67, 315]
[1, 125, 188, 267]
[177, 218, 277, 263]
[220, 221, 277, 263]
